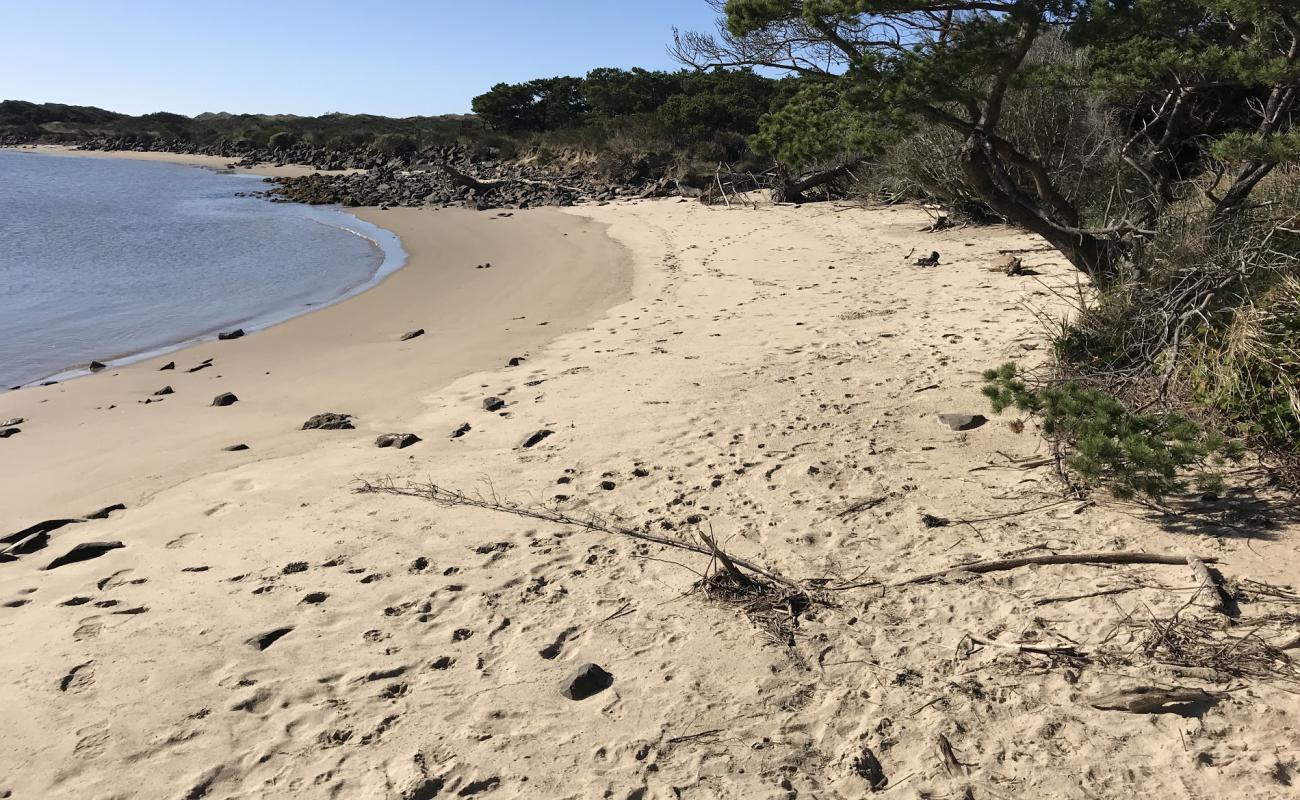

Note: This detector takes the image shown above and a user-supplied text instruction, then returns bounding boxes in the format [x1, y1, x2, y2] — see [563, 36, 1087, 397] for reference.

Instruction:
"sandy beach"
[2, 155, 1299, 799]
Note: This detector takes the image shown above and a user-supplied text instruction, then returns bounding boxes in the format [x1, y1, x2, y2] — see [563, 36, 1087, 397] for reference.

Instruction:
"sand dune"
[1, 185, 1298, 798]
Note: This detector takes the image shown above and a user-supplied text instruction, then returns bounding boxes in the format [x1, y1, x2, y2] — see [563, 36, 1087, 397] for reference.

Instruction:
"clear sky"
[3, 0, 724, 117]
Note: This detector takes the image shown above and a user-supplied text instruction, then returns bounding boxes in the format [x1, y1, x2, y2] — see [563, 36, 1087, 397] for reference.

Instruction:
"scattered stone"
[212, 392, 239, 407]
[921, 514, 951, 528]
[400, 328, 425, 341]
[6, 531, 49, 556]
[451, 423, 471, 438]
[430, 656, 455, 670]
[561, 663, 613, 701]
[217, 329, 245, 340]
[246, 626, 294, 651]
[482, 396, 506, 412]
[187, 358, 213, 373]
[0, 417, 22, 427]
[375, 433, 421, 449]
[850, 745, 889, 790]
[153, 386, 174, 396]
[599, 480, 616, 491]
[937, 413, 987, 431]
[223, 443, 250, 451]
[88, 360, 107, 372]
[506, 356, 525, 367]
[45, 541, 124, 570]
[3, 518, 81, 545]
[632, 467, 650, 477]
[302, 412, 353, 430]
[521, 429, 554, 448]
[282, 561, 309, 575]
[302, 592, 328, 604]
[84, 503, 125, 520]
[0, 428, 19, 438]
[159, 361, 175, 370]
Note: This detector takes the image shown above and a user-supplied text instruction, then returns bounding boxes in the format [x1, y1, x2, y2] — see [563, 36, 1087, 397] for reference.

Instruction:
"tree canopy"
[674, 0, 1300, 283]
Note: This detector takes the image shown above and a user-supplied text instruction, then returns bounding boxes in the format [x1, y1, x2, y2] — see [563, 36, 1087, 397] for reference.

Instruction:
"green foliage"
[750, 82, 890, 168]
[982, 363, 1239, 500]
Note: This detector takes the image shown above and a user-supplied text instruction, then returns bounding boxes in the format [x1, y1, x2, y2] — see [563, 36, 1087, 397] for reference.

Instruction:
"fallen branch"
[355, 478, 801, 592]
[1185, 553, 1227, 615]
[897, 551, 1218, 586]
[1032, 585, 1139, 606]
[961, 632, 1086, 659]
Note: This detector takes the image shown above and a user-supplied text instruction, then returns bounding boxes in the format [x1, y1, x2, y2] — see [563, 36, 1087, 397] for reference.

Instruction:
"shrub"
[982, 363, 1239, 500]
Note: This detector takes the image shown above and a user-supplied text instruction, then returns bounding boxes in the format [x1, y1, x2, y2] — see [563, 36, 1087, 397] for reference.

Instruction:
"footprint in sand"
[165, 533, 197, 549]
[59, 661, 95, 693]
[72, 722, 110, 759]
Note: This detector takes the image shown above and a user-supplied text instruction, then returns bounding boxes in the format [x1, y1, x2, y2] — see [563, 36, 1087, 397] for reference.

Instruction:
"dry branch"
[1185, 553, 1227, 615]
[961, 632, 1086, 659]
[897, 551, 1218, 585]
[355, 478, 801, 591]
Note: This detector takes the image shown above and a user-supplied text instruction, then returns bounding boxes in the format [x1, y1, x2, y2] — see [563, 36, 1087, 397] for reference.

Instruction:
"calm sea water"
[0, 150, 404, 388]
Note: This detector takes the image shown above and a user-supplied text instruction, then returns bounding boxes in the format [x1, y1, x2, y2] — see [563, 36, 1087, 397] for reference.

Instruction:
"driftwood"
[355, 478, 800, 592]
[1185, 553, 1227, 615]
[961, 632, 1086, 659]
[1276, 633, 1300, 651]
[1088, 685, 1222, 713]
[935, 734, 966, 777]
[897, 551, 1218, 586]
[771, 156, 865, 204]
[434, 163, 581, 195]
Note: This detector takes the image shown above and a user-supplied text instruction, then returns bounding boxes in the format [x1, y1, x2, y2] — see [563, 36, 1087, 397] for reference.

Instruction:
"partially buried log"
[1185, 553, 1227, 615]
[897, 550, 1218, 586]
[1088, 685, 1222, 713]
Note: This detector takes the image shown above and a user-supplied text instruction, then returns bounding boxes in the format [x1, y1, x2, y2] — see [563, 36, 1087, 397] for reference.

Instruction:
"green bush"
[982, 363, 1239, 500]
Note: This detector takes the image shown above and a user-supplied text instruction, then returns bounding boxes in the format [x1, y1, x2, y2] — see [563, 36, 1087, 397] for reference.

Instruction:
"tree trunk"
[959, 138, 1119, 288]
[771, 157, 864, 204]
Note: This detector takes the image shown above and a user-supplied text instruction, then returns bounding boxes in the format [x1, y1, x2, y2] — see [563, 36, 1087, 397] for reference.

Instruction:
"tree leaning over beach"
[674, 0, 1300, 286]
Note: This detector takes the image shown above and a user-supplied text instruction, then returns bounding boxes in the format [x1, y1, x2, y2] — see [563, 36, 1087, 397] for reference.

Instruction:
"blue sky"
[4, 1, 724, 117]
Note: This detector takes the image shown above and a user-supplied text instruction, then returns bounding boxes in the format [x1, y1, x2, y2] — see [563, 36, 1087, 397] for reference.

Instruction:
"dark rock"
[3, 518, 82, 545]
[246, 626, 294, 651]
[506, 356, 525, 367]
[89, 360, 107, 372]
[451, 422, 471, 438]
[302, 412, 353, 430]
[0, 427, 19, 438]
[187, 359, 213, 373]
[521, 429, 554, 448]
[282, 561, 309, 574]
[6, 531, 49, 556]
[84, 503, 125, 520]
[921, 514, 950, 528]
[400, 328, 425, 341]
[159, 361, 175, 370]
[482, 396, 506, 412]
[302, 592, 328, 604]
[153, 386, 174, 396]
[0, 417, 22, 427]
[218, 328, 245, 340]
[376, 433, 421, 449]
[937, 413, 986, 431]
[632, 467, 650, 477]
[223, 443, 250, 451]
[45, 541, 124, 570]
[851, 746, 888, 790]
[561, 662, 613, 701]
[212, 392, 239, 407]
[599, 480, 616, 491]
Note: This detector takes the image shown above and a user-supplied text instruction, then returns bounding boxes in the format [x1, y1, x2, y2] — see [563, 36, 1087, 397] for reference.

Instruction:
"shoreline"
[0, 148, 634, 525]
[4, 146, 403, 389]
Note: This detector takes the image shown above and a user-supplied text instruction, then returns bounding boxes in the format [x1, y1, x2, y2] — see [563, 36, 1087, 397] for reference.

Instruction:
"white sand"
[1, 157, 1297, 799]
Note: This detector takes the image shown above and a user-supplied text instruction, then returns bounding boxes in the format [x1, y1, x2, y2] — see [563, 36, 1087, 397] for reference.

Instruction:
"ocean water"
[0, 150, 404, 388]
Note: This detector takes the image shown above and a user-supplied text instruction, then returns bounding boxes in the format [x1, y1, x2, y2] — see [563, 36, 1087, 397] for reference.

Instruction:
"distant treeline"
[1, 67, 795, 167]
[469, 67, 792, 161]
[0, 99, 487, 155]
